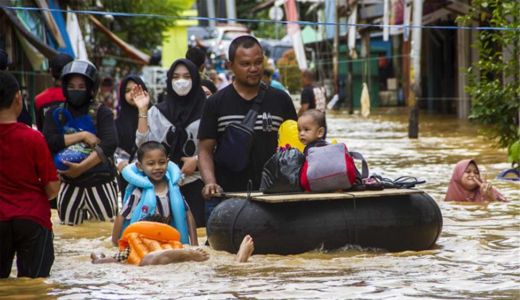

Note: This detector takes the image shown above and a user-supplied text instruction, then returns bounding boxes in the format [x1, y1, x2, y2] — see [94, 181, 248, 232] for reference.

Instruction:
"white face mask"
[172, 79, 192, 96]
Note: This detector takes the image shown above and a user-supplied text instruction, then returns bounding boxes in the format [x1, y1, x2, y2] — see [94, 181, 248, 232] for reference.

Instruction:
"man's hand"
[202, 183, 223, 199]
[180, 156, 197, 176]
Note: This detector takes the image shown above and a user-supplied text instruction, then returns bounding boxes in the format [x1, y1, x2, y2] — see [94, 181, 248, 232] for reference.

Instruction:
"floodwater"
[1, 110, 519, 299]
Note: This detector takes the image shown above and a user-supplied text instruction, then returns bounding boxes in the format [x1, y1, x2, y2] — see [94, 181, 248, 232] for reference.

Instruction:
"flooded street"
[1, 111, 518, 299]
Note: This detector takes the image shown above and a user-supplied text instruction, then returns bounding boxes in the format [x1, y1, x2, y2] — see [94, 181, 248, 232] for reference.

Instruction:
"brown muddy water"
[1, 111, 518, 299]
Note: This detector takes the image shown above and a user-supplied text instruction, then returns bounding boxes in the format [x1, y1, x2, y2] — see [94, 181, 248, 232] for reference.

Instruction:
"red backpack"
[300, 143, 368, 192]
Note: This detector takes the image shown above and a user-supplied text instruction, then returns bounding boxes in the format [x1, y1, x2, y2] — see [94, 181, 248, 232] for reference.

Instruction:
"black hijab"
[115, 75, 147, 154]
[156, 59, 206, 163]
[156, 59, 205, 129]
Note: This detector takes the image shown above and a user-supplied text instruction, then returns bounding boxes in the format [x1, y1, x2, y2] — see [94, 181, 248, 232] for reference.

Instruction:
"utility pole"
[206, 0, 216, 27]
[226, 0, 236, 24]
[333, 0, 340, 102]
[408, 0, 423, 138]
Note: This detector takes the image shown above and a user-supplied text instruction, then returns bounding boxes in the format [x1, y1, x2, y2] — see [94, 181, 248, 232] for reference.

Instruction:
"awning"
[89, 15, 150, 65]
[0, 2, 58, 59]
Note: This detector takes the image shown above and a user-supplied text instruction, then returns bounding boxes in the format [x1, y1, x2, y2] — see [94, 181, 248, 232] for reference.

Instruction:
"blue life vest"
[120, 162, 190, 244]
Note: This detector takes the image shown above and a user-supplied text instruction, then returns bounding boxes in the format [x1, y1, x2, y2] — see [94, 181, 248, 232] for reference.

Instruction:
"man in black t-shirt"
[198, 36, 297, 220]
[299, 70, 326, 116]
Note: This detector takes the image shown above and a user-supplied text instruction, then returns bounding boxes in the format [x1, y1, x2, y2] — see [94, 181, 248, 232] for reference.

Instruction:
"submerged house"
[254, 0, 478, 118]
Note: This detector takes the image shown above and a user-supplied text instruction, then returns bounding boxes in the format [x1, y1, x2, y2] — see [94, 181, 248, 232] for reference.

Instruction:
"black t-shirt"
[198, 84, 297, 192]
[300, 85, 316, 109]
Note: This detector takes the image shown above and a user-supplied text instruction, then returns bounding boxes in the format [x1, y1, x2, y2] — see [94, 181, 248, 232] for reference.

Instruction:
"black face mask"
[67, 90, 90, 108]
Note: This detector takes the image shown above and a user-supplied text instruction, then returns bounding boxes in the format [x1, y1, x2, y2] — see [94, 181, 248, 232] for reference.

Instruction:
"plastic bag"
[260, 147, 305, 194]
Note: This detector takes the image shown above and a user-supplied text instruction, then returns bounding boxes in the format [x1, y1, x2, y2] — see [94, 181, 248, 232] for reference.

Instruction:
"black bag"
[214, 86, 266, 172]
[260, 147, 305, 193]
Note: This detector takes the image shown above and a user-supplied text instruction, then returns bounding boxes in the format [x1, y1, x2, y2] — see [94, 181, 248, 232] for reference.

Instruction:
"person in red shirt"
[0, 71, 60, 278]
[34, 53, 73, 131]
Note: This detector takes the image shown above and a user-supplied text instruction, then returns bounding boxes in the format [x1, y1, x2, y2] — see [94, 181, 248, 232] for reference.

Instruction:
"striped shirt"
[121, 188, 171, 220]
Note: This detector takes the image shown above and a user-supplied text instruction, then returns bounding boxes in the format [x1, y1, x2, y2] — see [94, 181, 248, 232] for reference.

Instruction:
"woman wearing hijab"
[445, 159, 507, 202]
[133, 59, 207, 227]
[43, 60, 119, 225]
[114, 75, 148, 192]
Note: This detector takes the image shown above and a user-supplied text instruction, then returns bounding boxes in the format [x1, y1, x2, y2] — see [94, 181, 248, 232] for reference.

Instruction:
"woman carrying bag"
[43, 60, 119, 225]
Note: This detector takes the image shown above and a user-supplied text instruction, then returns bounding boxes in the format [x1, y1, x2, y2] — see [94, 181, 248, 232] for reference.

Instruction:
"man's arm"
[198, 138, 222, 199]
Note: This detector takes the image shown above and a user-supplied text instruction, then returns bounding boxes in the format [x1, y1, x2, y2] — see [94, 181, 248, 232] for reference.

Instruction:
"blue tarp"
[48, 0, 75, 58]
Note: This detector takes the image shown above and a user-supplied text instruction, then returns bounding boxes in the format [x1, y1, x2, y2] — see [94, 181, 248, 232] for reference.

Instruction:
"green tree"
[70, 0, 192, 53]
[100, 0, 193, 52]
[277, 49, 301, 93]
[457, 0, 520, 164]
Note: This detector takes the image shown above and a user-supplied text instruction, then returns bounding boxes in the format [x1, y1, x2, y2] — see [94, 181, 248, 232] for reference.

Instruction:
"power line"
[2, 5, 519, 32]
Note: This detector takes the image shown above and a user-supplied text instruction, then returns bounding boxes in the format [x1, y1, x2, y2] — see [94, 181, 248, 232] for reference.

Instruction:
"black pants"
[0, 219, 54, 278]
[180, 179, 206, 227]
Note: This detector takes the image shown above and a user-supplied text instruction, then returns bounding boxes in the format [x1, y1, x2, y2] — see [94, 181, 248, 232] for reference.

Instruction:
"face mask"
[172, 79, 192, 96]
[67, 90, 90, 107]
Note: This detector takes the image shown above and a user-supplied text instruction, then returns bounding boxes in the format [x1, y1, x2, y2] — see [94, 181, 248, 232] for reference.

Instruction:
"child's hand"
[180, 156, 197, 176]
[59, 161, 84, 178]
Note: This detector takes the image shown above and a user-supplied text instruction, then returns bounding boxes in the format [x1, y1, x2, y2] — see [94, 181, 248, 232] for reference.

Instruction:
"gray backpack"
[300, 143, 368, 192]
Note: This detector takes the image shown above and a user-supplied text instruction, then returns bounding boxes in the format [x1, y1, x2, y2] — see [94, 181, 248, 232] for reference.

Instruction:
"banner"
[284, 0, 308, 70]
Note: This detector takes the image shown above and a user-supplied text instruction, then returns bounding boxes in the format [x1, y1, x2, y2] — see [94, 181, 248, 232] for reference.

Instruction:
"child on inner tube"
[93, 141, 254, 265]
[91, 215, 254, 265]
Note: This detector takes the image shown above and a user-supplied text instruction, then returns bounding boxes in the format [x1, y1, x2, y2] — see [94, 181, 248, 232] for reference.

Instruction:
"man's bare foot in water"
[140, 248, 209, 266]
[236, 235, 254, 263]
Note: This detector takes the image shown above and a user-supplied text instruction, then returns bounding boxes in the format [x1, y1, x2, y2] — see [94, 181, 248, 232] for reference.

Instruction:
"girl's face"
[124, 80, 137, 106]
[172, 64, 192, 81]
[67, 75, 87, 91]
[297, 115, 324, 145]
[137, 149, 168, 184]
[202, 85, 213, 98]
[460, 162, 480, 191]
